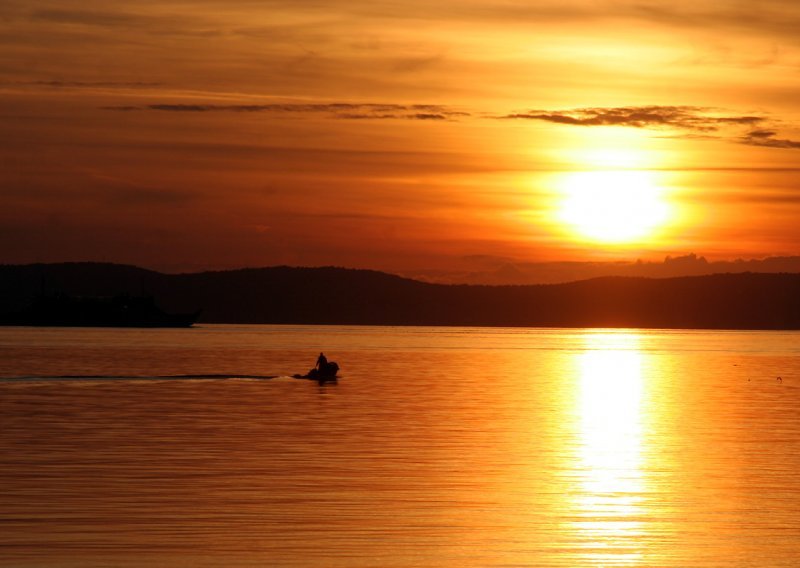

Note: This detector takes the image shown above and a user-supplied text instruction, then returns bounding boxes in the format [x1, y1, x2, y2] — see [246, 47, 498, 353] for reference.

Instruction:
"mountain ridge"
[1, 262, 799, 329]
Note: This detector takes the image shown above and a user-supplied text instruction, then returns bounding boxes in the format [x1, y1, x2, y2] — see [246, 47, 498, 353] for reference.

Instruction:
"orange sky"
[2, 0, 800, 277]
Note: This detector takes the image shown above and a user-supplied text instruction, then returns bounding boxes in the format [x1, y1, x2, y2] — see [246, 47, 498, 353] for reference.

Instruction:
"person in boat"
[316, 352, 327, 371]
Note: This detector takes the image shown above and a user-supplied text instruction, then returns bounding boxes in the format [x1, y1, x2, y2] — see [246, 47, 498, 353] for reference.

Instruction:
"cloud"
[100, 100, 800, 148]
[500, 104, 800, 151]
[337, 112, 453, 120]
[102, 102, 469, 120]
[25, 80, 162, 88]
[500, 105, 764, 132]
[28, 7, 221, 37]
[30, 8, 157, 28]
[742, 129, 800, 149]
[746, 129, 777, 139]
[410, 113, 448, 120]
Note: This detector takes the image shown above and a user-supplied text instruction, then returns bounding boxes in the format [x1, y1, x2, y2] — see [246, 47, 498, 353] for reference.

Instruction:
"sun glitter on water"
[557, 170, 671, 244]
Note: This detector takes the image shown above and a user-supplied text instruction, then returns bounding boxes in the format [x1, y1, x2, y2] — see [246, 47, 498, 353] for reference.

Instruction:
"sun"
[557, 170, 671, 244]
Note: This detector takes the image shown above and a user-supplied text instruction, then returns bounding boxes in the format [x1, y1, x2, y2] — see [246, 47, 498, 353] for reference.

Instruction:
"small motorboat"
[294, 361, 339, 381]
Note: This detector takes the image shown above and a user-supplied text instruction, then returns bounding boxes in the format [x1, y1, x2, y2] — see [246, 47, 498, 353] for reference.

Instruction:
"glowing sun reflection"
[572, 332, 647, 565]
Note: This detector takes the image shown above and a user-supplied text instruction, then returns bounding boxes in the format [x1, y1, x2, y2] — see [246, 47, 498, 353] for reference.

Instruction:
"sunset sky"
[2, 0, 800, 277]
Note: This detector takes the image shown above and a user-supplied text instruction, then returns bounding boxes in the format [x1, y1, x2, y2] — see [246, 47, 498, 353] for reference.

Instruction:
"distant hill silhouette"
[403, 253, 800, 285]
[1, 262, 800, 329]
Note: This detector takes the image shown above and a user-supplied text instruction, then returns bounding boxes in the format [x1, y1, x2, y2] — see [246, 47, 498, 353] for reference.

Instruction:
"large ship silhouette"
[0, 293, 200, 328]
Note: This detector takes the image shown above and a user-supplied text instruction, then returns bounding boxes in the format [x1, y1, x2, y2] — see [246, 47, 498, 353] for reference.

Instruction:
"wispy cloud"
[500, 105, 764, 132]
[102, 103, 469, 120]
[100, 99, 800, 149]
[742, 129, 800, 149]
[500, 104, 800, 151]
[23, 80, 163, 88]
[28, 7, 222, 37]
[31, 8, 151, 27]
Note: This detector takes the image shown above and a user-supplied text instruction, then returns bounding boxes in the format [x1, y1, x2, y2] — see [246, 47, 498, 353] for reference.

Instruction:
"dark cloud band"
[101, 102, 469, 120]
[500, 105, 764, 132]
[500, 105, 800, 151]
[99, 101, 800, 148]
[742, 130, 800, 149]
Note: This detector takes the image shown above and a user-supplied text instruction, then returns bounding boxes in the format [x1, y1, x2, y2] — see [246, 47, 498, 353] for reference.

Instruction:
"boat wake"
[0, 373, 281, 382]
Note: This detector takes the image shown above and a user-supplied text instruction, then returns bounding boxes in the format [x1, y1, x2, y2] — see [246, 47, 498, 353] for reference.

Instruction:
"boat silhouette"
[293, 361, 340, 381]
[0, 293, 200, 328]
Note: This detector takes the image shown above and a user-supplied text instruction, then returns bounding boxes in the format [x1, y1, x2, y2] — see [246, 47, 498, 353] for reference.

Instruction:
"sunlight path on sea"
[569, 332, 647, 565]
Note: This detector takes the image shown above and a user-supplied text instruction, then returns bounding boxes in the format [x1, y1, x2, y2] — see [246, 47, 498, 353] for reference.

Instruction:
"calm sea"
[1, 325, 799, 567]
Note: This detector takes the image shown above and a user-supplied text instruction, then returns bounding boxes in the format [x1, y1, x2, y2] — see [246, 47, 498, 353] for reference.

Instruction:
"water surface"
[2, 325, 799, 566]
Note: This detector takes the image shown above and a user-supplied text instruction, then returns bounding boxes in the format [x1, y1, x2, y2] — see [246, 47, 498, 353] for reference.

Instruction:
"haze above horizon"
[3, 1, 800, 273]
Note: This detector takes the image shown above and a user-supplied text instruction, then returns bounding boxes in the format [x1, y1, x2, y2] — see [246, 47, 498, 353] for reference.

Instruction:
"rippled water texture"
[2, 325, 799, 567]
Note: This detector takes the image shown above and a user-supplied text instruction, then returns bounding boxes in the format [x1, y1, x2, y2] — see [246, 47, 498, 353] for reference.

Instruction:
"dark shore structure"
[0, 293, 200, 328]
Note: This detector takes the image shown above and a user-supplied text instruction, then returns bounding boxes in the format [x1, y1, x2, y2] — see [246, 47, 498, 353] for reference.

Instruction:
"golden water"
[1, 326, 799, 566]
